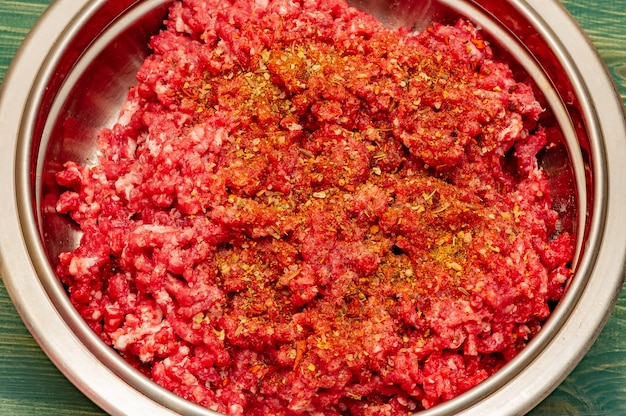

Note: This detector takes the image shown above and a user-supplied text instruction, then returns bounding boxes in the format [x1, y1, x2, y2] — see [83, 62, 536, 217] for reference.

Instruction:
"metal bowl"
[1, 0, 625, 415]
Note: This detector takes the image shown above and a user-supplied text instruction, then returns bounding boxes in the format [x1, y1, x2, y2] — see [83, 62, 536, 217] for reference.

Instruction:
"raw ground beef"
[55, 0, 575, 414]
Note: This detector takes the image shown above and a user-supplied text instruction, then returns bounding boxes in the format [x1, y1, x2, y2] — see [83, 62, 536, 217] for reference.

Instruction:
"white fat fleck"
[115, 171, 142, 201]
[68, 256, 99, 275]
[188, 124, 227, 153]
[498, 118, 522, 141]
[154, 81, 169, 96]
[136, 224, 175, 234]
[162, 144, 174, 159]
[229, 404, 244, 416]
[111, 304, 168, 360]
[276, 0, 297, 15]
[210, 127, 226, 151]
[114, 334, 130, 350]
[175, 15, 185, 32]
[174, 15, 192, 34]
[91, 172, 109, 184]
[503, 304, 517, 315]
[464, 41, 483, 61]
[117, 99, 140, 126]
[187, 127, 203, 145]
[65, 164, 83, 180]
[144, 135, 162, 157]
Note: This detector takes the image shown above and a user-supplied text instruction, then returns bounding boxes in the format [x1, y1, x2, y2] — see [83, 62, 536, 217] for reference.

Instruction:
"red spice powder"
[55, 0, 574, 414]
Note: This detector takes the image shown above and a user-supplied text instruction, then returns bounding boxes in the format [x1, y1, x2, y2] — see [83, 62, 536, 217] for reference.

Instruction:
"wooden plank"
[0, 0, 48, 83]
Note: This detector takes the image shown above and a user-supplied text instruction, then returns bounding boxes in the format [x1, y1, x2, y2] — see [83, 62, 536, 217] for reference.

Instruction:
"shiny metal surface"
[0, 0, 624, 415]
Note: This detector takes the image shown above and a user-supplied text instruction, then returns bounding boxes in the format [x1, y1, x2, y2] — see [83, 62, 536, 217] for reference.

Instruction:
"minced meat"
[54, 0, 575, 414]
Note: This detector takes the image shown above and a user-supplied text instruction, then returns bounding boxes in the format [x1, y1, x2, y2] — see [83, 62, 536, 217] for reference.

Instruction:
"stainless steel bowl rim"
[0, 0, 624, 415]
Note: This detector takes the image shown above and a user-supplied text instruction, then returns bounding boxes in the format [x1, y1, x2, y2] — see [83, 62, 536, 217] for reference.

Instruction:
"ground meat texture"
[55, 0, 575, 414]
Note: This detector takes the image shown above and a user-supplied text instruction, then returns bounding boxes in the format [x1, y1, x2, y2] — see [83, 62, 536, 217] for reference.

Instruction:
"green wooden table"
[1, 0, 625, 414]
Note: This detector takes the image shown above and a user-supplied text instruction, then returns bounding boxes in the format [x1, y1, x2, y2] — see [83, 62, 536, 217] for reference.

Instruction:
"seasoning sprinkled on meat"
[55, 0, 574, 414]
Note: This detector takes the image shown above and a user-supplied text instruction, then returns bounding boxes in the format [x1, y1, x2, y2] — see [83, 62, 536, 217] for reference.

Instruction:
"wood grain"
[562, 1, 626, 100]
[0, 284, 104, 415]
[0, 0, 624, 415]
[0, 0, 47, 83]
